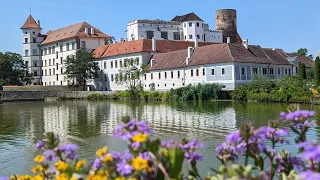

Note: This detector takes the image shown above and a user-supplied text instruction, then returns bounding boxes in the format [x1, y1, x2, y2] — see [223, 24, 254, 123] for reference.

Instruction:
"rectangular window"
[158, 72, 161, 79]
[263, 68, 267, 74]
[171, 71, 173, 78]
[161, 32, 168, 39]
[203, 68, 205, 76]
[33, 61, 37, 67]
[278, 68, 280, 74]
[52, 46, 55, 54]
[49, 59, 51, 66]
[184, 23, 186, 27]
[151, 73, 153, 80]
[178, 71, 180, 78]
[41, 49, 44, 56]
[189, 35, 193, 39]
[165, 72, 167, 79]
[72, 42, 75, 50]
[222, 68, 225, 75]
[56, 74, 58, 81]
[33, 38, 36, 43]
[146, 31, 154, 39]
[196, 22, 200, 27]
[173, 32, 180, 40]
[45, 60, 47, 66]
[45, 69, 47, 76]
[189, 22, 192, 27]
[289, 69, 291, 75]
[48, 47, 51, 54]
[24, 38, 28, 44]
[253, 67, 258, 74]
[60, 57, 63, 64]
[61, 68, 63, 74]
[115, 60, 118, 68]
[120, 61, 122, 67]
[33, 71, 37, 76]
[44, 48, 47, 55]
[24, 50, 29, 57]
[60, 45, 63, 52]
[111, 74, 114, 82]
[196, 69, 199, 76]
[66, 43, 70, 51]
[32, 49, 38, 56]
[270, 68, 274, 74]
[111, 61, 113, 68]
[241, 67, 245, 75]
[144, 74, 147, 80]
[285, 69, 288, 74]
[56, 63, 58, 70]
[104, 62, 106, 69]
[53, 58, 55, 65]
[81, 41, 86, 48]
[191, 69, 193, 77]
[49, 69, 51, 75]
[211, 69, 215, 75]
[53, 68, 55, 75]
[197, 35, 200, 39]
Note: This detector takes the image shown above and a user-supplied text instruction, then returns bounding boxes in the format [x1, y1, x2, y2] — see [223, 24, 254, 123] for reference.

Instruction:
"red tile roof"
[21, 15, 42, 30]
[41, 22, 109, 45]
[149, 43, 291, 71]
[93, 39, 216, 59]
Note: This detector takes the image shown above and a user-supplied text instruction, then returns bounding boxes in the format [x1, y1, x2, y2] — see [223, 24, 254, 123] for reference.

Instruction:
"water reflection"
[1, 101, 320, 176]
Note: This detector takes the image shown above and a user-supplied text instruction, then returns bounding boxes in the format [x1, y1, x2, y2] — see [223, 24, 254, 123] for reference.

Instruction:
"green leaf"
[168, 147, 184, 179]
[149, 139, 161, 156]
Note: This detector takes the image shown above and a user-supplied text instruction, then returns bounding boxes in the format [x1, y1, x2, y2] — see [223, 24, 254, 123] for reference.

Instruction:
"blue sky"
[0, 0, 319, 57]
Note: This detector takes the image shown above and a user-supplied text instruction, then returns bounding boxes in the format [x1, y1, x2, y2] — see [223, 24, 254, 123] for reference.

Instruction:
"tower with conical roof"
[21, 14, 44, 85]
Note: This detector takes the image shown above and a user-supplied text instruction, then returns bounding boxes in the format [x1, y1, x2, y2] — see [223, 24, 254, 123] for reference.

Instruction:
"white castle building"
[21, 15, 109, 85]
[126, 12, 223, 43]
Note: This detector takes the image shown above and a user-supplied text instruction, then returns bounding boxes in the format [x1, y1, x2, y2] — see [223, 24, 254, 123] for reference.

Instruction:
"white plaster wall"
[204, 31, 223, 43]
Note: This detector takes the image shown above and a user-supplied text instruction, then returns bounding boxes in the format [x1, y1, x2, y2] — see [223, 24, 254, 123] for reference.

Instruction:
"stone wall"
[1, 91, 114, 102]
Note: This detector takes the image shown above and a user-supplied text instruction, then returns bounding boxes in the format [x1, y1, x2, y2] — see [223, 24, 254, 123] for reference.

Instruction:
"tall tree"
[64, 50, 100, 90]
[0, 52, 32, 85]
[298, 62, 307, 79]
[315, 56, 320, 86]
[296, 48, 314, 59]
[115, 57, 148, 99]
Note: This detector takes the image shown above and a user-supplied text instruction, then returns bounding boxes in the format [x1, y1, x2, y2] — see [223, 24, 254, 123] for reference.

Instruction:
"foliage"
[115, 58, 147, 100]
[315, 56, 320, 86]
[232, 85, 249, 101]
[3, 110, 320, 180]
[0, 52, 32, 85]
[296, 48, 314, 59]
[64, 50, 100, 90]
[306, 68, 314, 80]
[298, 63, 307, 79]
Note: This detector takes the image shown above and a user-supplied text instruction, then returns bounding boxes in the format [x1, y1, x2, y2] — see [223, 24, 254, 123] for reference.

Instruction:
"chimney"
[194, 38, 198, 47]
[91, 27, 94, 34]
[85, 28, 88, 34]
[227, 37, 230, 44]
[37, 20, 40, 27]
[186, 47, 193, 65]
[150, 59, 155, 67]
[141, 35, 145, 39]
[119, 38, 124, 42]
[243, 39, 248, 49]
[152, 37, 156, 52]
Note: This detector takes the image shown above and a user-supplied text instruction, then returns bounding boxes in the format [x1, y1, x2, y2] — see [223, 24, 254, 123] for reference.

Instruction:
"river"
[0, 100, 319, 177]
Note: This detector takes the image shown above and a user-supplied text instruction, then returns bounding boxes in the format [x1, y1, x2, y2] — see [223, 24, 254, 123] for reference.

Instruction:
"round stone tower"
[216, 9, 237, 43]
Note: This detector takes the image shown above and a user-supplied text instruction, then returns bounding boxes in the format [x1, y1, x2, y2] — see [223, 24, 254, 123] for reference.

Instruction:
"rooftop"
[20, 15, 42, 30]
[171, 12, 204, 22]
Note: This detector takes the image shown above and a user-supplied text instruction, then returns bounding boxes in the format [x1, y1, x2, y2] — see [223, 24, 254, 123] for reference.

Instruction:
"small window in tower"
[222, 68, 225, 75]
[33, 31, 35, 34]
[197, 35, 200, 39]
[33, 38, 36, 43]
[196, 22, 199, 27]
[189, 22, 192, 27]
[24, 38, 28, 44]
[189, 35, 193, 39]
[184, 23, 186, 28]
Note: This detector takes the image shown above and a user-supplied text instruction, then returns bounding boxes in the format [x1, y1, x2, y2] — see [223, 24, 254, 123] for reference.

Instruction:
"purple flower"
[139, 152, 151, 160]
[180, 139, 204, 150]
[298, 142, 320, 162]
[0, 177, 9, 180]
[299, 171, 320, 180]
[184, 152, 203, 162]
[131, 141, 141, 149]
[36, 140, 45, 150]
[57, 144, 79, 160]
[226, 130, 242, 144]
[136, 120, 152, 134]
[111, 152, 121, 162]
[92, 158, 102, 170]
[283, 110, 315, 121]
[116, 161, 134, 176]
[161, 140, 176, 149]
[123, 150, 133, 161]
[43, 150, 57, 161]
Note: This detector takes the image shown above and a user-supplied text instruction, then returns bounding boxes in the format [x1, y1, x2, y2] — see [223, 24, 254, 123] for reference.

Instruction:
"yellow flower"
[161, 148, 168, 157]
[55, 161, 68, 172]
[10, 175, 19, 180]
[55, 174, 68, 180]
[34, 155, 45, 163]
[115, 177, 125, 180]
[31, 165, 44, 173]
[17, 175, 32, 180]
[69, 178, 77, 180]
[87, 175, 107, 180]
[32, 175, 44, 180]
[96, 146, 108, 157]
[75, 160, 87, 171]
[132, 133, 148, 143]
[128, 178, 137, 180]
[132, 157, 149, 171]
[102, 154, 113, 163]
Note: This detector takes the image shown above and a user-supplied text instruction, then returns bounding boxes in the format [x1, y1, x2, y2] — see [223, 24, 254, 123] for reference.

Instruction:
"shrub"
[232, 85, 249, 101]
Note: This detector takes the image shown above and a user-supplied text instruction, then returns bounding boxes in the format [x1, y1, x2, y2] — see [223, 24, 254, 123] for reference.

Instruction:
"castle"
[21, 9, 315, 90]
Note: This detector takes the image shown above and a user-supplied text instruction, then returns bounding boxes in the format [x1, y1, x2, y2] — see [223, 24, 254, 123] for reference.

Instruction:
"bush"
[232, 85, 249, 101]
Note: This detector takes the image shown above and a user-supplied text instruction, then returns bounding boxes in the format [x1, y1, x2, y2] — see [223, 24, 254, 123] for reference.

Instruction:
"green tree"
[306, 68, 314, 80]
[315, 56, 320, 86]
[115, 57, 148, 99]
[298, 62, 307, 79]
[64, 50, 100, 90]
[297, 48, 308, 56]
[0, 52, 32, 85]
